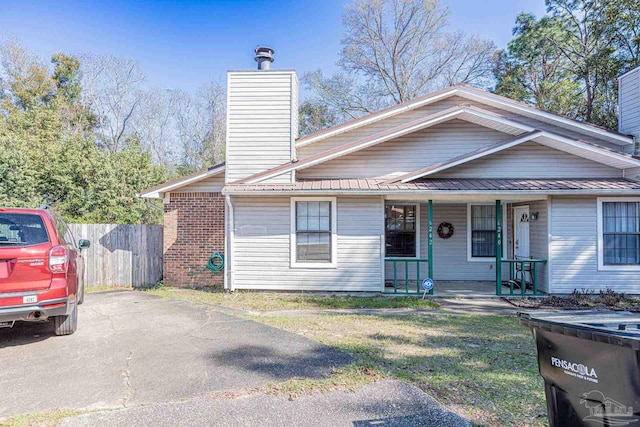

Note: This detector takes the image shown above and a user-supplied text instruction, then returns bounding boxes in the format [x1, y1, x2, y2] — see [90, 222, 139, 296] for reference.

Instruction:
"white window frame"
[597, 197, 640, 271]
[384, 203, 420, 259]
[290, 197, 337, 269]
[467, 203, 507, 262]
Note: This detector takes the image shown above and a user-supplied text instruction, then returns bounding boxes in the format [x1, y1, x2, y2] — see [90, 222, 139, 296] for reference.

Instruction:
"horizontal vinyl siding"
[226, 72, 294, 183]
[297, 97, 468, 158]
[430, 203, 498, 281]
[174, 175, 225, 193]
[232, 196, 382, 291]
[619, 68, 640, 137]
[550, 197, 640, 293]
[299, 120, 510, 179]
[435, 142, 621, 178]
[297, 95, 627, 161]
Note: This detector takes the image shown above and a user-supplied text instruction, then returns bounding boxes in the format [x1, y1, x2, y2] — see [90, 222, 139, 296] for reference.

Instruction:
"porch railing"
[384, 258, 432, 295]
[499, 259, 547, 296]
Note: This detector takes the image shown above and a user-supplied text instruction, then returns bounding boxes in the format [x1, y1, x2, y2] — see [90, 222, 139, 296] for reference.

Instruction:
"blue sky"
[0, 0, 546, 94]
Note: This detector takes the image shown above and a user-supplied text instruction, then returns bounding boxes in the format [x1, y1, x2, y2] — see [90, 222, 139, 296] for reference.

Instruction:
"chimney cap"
[254, 46, 275, 64]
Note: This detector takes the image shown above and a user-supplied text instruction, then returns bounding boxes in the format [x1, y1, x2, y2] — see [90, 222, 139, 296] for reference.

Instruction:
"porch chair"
[514, 255, 532, 290]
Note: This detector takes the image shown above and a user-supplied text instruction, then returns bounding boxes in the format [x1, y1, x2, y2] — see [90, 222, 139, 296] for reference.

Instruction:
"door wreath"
[437, 222, 454, 239]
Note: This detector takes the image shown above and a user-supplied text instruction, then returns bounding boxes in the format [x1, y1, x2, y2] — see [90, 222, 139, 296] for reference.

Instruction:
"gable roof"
[386, 131, 640, 184]
[239, 104, 536, 184]
[139, 163, 226, 199]
[296, 84, 633, 148]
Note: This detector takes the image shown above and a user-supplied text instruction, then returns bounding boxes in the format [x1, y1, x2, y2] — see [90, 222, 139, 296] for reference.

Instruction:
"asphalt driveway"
[0, 291, 353, 419]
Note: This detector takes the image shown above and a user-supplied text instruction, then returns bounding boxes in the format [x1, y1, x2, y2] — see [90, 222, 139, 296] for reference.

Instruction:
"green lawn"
[145, 286, 440, 311]
[148, 288, 546, 426]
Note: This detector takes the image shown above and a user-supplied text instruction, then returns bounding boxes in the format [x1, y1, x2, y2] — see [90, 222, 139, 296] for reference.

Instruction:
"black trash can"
[519, 310, 640, 427]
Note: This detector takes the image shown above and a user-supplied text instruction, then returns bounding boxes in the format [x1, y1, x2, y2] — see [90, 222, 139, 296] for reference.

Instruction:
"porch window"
[385, 205, 418, 257]
[601, 201, 640, 265]
[470, 205, 497, 258]
[291, 197, 337, 267]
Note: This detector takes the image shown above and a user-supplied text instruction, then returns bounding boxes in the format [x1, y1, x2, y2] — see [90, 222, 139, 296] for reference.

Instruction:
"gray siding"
[435, 142, 620, 178]
[174, 174, 225, 193]
[226, 71, 296, 183]
[619, 67, 640, 138]
[429, 203, 498, 281]
[549, 197, 640, 293]
[383, 202, 501, 283]
[297, 95, 626, 160]
[231, 196, 382, 291]
[299, 120, 510, 179]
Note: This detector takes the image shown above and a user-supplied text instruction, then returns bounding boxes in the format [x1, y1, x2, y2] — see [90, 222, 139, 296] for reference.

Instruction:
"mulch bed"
[504, 290, 640, 312]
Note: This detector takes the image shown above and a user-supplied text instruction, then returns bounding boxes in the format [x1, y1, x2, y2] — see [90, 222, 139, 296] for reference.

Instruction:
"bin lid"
[519, 310, 640, 340]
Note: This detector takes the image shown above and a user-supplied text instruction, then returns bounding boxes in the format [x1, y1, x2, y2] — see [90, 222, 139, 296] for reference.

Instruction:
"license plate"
[23, 295, 37, 304]
[0, 321, 14, 328]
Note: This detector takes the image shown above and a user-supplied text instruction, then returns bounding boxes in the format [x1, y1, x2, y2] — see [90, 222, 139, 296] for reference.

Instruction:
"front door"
[513, 206, 530, 258]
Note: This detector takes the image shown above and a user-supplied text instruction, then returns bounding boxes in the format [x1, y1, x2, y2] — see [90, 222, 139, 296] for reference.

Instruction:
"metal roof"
[224, 178, 640, 194]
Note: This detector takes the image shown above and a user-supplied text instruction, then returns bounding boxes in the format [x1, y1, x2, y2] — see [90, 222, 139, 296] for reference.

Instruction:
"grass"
[255, 313, 546, 427]
[0, 409, 88, 427]
[149, 287, 545, 426]
[144, 286, 440, 311]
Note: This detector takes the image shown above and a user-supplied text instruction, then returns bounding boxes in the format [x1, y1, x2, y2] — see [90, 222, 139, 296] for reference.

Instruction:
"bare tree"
[175, 82, 226, 171]
[307, 0, 496, 120]
[81, 54, 146, 153]
[132, 88, 181, 167]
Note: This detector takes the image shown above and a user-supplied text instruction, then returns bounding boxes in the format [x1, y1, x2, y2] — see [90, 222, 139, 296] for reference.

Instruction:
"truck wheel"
[54, 303, 78, 336]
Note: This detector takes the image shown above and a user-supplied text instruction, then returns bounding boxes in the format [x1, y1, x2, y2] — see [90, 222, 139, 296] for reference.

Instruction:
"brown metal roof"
[224, 178, 640, 193]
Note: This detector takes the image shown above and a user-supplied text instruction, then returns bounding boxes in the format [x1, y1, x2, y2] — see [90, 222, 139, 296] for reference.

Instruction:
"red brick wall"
[163, 192, 225, 287]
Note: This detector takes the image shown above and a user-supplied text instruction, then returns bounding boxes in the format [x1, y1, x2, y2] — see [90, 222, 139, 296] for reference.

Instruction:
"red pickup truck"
[0, 208, 89, 335]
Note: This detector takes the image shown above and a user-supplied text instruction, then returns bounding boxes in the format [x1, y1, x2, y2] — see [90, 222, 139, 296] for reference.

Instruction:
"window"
[385, 205, 418, 257]
[600, 200, 640, 267]
[0, 213, 49, 246]
[467, 204, 505, 261]
[291, 198, 337, 267]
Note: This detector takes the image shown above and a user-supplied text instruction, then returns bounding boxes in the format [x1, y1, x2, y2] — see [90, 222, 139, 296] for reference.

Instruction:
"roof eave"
[139, 164, 226, 199]
[222, 188, 640, 196]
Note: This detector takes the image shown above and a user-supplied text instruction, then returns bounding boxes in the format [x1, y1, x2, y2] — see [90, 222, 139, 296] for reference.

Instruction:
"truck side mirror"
[78, 239, 91, 250]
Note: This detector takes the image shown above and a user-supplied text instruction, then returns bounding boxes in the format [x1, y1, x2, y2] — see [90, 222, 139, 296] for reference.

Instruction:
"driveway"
[0, 291, 353, 419]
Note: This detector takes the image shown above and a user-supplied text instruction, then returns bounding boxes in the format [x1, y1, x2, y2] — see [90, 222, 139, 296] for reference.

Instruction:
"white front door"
[513, 206, 530, 258]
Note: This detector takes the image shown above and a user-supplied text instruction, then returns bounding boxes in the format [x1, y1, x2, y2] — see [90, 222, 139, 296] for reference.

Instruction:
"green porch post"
[496, 199, 502, 295]
[428, 200, 433, 281]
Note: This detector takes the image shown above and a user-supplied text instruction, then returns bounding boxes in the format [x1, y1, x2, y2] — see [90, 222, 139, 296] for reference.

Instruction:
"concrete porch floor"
[384, 280, 544, 297]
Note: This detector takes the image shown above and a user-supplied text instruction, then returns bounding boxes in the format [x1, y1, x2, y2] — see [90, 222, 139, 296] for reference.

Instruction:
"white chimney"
[225, 47, 299, 183]
[619, 65, 640, 155]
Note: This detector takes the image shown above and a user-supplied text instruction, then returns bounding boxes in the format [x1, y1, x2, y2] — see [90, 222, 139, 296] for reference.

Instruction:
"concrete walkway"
[61, 381, 470, 427]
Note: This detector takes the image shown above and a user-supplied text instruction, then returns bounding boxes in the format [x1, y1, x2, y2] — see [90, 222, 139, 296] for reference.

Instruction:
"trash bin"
[519, 310, 640, 427]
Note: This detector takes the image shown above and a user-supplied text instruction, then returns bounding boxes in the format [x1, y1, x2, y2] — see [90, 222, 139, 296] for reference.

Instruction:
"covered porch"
[383, 194, 548, 297]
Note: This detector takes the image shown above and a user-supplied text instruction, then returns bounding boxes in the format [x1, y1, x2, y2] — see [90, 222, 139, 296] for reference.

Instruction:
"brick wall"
[163, 192, 225, 287]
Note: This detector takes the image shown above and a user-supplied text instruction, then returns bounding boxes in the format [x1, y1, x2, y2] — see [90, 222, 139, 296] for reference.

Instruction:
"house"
[141, 48, 640, 296]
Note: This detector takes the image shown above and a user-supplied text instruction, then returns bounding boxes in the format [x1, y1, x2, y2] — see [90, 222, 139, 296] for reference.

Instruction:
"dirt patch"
[505, 289, 640, 312]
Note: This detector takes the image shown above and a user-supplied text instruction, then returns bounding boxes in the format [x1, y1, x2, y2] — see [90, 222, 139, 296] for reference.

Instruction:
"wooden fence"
[69, 224, 163, 288]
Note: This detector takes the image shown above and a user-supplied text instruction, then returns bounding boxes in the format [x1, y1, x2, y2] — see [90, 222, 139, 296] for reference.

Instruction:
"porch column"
[496, 199, 502, 295]
[428, 199, 433, 280]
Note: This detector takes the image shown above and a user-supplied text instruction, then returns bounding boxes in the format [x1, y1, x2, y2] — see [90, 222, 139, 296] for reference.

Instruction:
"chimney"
[225, 47, 299, 183]
[254, 46, 274, 71]
[618, 65, 640, 156]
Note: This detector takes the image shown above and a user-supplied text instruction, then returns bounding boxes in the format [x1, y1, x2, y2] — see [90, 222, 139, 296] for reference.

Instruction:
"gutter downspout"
[225, 195, 235, 292]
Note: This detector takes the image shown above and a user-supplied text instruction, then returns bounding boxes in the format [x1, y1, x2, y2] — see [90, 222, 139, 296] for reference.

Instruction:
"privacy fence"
[69, 224, 163, 288]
